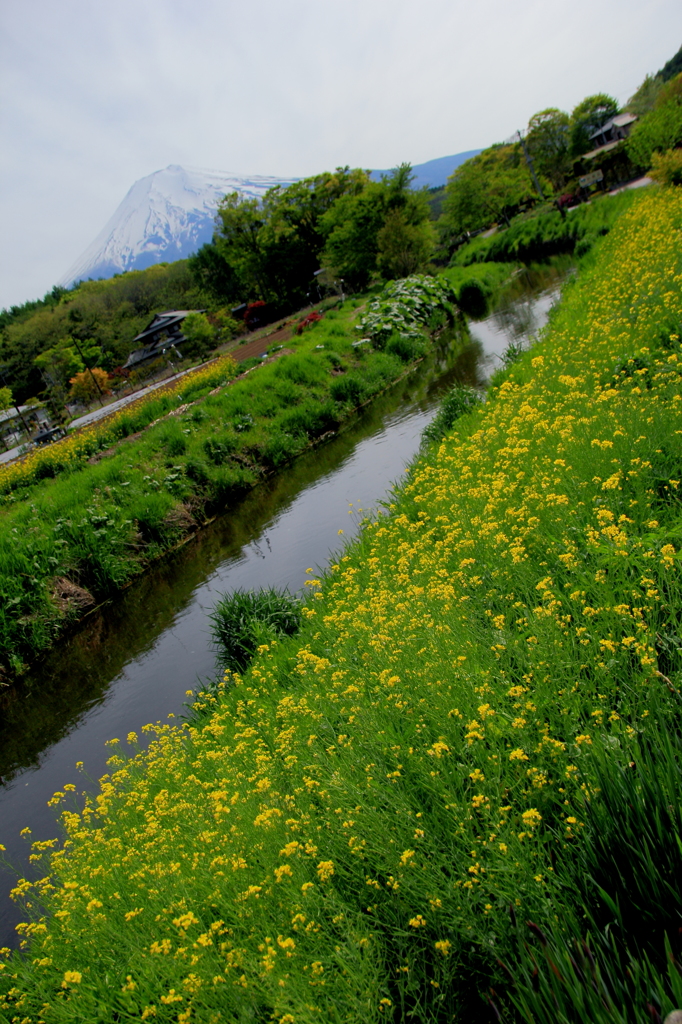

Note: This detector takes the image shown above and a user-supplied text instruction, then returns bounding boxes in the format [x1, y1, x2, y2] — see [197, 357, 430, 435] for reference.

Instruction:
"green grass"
[3, 189, 682, 1021]
[0, 287, 460, 673]
[210, 588, 303, 673]
[453, 188, 643, 266]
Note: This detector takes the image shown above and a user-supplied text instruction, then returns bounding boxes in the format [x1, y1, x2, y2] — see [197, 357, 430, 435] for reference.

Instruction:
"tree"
[321, 164, 434, 288]
[626, 73, 682, 168]
[0, 386, 12, 412]
[570, 93, 619, 156]
[213, 194, 269, 300]
[34, 341, 84, 388]
[649, 148, 682, 186]
[525, 108, 571, 192]
[68, 367, 110, 404]
[181, 312, 215, 359]
[376, 209, 435, 279]
[626, 75, 664, 117]
[441, 145, 535, 239]
[190, 169, 370, 310]
[659, 43, 682, 83]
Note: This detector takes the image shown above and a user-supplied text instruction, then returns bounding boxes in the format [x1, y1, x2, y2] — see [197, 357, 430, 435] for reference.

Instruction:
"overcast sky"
[1, 0, 680, 310]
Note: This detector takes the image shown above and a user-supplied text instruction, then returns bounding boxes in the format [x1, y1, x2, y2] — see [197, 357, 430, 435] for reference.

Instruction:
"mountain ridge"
[59, 151, 480, 288]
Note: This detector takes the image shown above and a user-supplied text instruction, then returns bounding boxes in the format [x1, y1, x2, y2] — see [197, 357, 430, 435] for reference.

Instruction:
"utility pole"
[516, 130, 545, 201]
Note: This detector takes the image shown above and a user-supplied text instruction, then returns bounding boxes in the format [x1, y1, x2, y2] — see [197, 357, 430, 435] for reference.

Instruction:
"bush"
[650, 147, 682, 186]
[182, 312, 216, 359]
[421, 383, 482, 444]
[68, 367, 111, 404]
[385, 332, 425, 362]
[210, 587, 302, 672]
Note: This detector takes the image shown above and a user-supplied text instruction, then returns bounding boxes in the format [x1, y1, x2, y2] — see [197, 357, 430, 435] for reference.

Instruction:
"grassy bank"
[454, 188, 641, 266]
[0, 279, 459, 675]
[3, 189, 682, 1022]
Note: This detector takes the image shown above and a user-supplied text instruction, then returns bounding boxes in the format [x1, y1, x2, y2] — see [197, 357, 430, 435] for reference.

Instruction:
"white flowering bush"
[357, 275, 458, 348]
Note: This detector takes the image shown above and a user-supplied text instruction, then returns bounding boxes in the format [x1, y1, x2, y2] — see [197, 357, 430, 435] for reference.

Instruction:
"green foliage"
[506, 711, 682, 1022]
[181, 312, 215, 359]
[321, 165, 434, 289]
[452, 190, 639, 265]
[650, 146, 682, 186]
[376, 209, 435, 279]
[0, 261, 213, 402]
[191, 168, 370, 309]
[660, 42, 682, 82]
[0, 386, 12, 411]
[34, 341, 84, 387]
[441, 144, 536, 238]
[569, 92, 619, 156]
[210, 587, 302, 672]
[627, 72, 682, 168]
[357, 274, 456, 348]
[421, 383, 481, 444]
[626, 73, 664, 117]
[526, 107, 572, 192]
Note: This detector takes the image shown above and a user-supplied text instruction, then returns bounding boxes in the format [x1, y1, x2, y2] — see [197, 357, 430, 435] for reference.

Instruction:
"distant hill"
[59, 152, 480, 289]
[371, 150, 481, 189]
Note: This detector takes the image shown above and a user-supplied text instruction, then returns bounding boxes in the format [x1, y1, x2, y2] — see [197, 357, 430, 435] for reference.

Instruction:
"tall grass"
[453, 189, 641, 266]
[210, 589, 302, 673]
[0, 290, 459, 672]
[2, 189, 682, 1022]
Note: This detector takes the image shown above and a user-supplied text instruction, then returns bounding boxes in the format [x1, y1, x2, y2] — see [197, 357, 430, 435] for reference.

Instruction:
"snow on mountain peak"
[59, 164, 297, 288]
[59, 151, 482, 290]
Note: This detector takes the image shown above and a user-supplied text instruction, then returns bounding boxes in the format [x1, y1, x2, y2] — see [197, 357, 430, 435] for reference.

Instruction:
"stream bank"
[0, 262, 569, 946]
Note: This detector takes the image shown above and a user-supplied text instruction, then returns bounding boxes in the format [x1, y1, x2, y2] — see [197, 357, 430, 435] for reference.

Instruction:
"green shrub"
[421, 383, 482, 444]
[456, 279, 489, 318]
[385, 332, 426, 362]
[210, 587, 302, 672]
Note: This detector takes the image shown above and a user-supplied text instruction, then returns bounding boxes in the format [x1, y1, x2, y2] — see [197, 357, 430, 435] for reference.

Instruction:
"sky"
[1, 0, 680, 310]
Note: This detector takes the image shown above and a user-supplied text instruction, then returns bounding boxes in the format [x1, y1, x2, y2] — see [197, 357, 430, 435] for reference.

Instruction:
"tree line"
[1, 44, 681, 414]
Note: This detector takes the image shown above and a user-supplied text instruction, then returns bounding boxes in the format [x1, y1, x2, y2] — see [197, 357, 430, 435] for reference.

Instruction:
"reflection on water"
[0, 267, 567, 945]
[470, 259, 574, 366]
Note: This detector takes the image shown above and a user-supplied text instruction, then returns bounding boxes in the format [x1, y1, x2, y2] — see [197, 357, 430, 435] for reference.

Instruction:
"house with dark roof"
[123, 310, 205, 370]
[582, 113, 638, 161]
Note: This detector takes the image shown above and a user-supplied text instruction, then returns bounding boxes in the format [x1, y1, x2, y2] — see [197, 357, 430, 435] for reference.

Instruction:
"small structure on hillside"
[123, 310, 204, 370]
[573, 112, 639, 192]
[582, 113, 638, 160]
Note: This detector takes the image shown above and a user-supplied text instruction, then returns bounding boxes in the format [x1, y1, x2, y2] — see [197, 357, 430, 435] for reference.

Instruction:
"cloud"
[1, 0, 680, 307]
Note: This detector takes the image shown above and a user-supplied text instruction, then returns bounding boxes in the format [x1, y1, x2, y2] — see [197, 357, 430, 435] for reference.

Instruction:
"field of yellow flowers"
[2, 188, 682, 1022]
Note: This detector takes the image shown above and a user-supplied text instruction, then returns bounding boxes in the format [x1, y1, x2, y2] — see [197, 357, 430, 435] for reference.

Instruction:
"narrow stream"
[0, 264, 569, 945]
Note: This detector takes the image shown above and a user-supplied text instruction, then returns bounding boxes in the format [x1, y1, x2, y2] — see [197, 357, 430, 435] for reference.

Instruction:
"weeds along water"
[0, 279, 460, 675]
[3, 188, 682, 1022]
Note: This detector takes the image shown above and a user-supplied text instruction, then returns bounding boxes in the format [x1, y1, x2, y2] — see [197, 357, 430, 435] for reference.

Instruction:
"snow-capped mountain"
[60, 152, 481, 289]
[59, 165, 298, 288]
